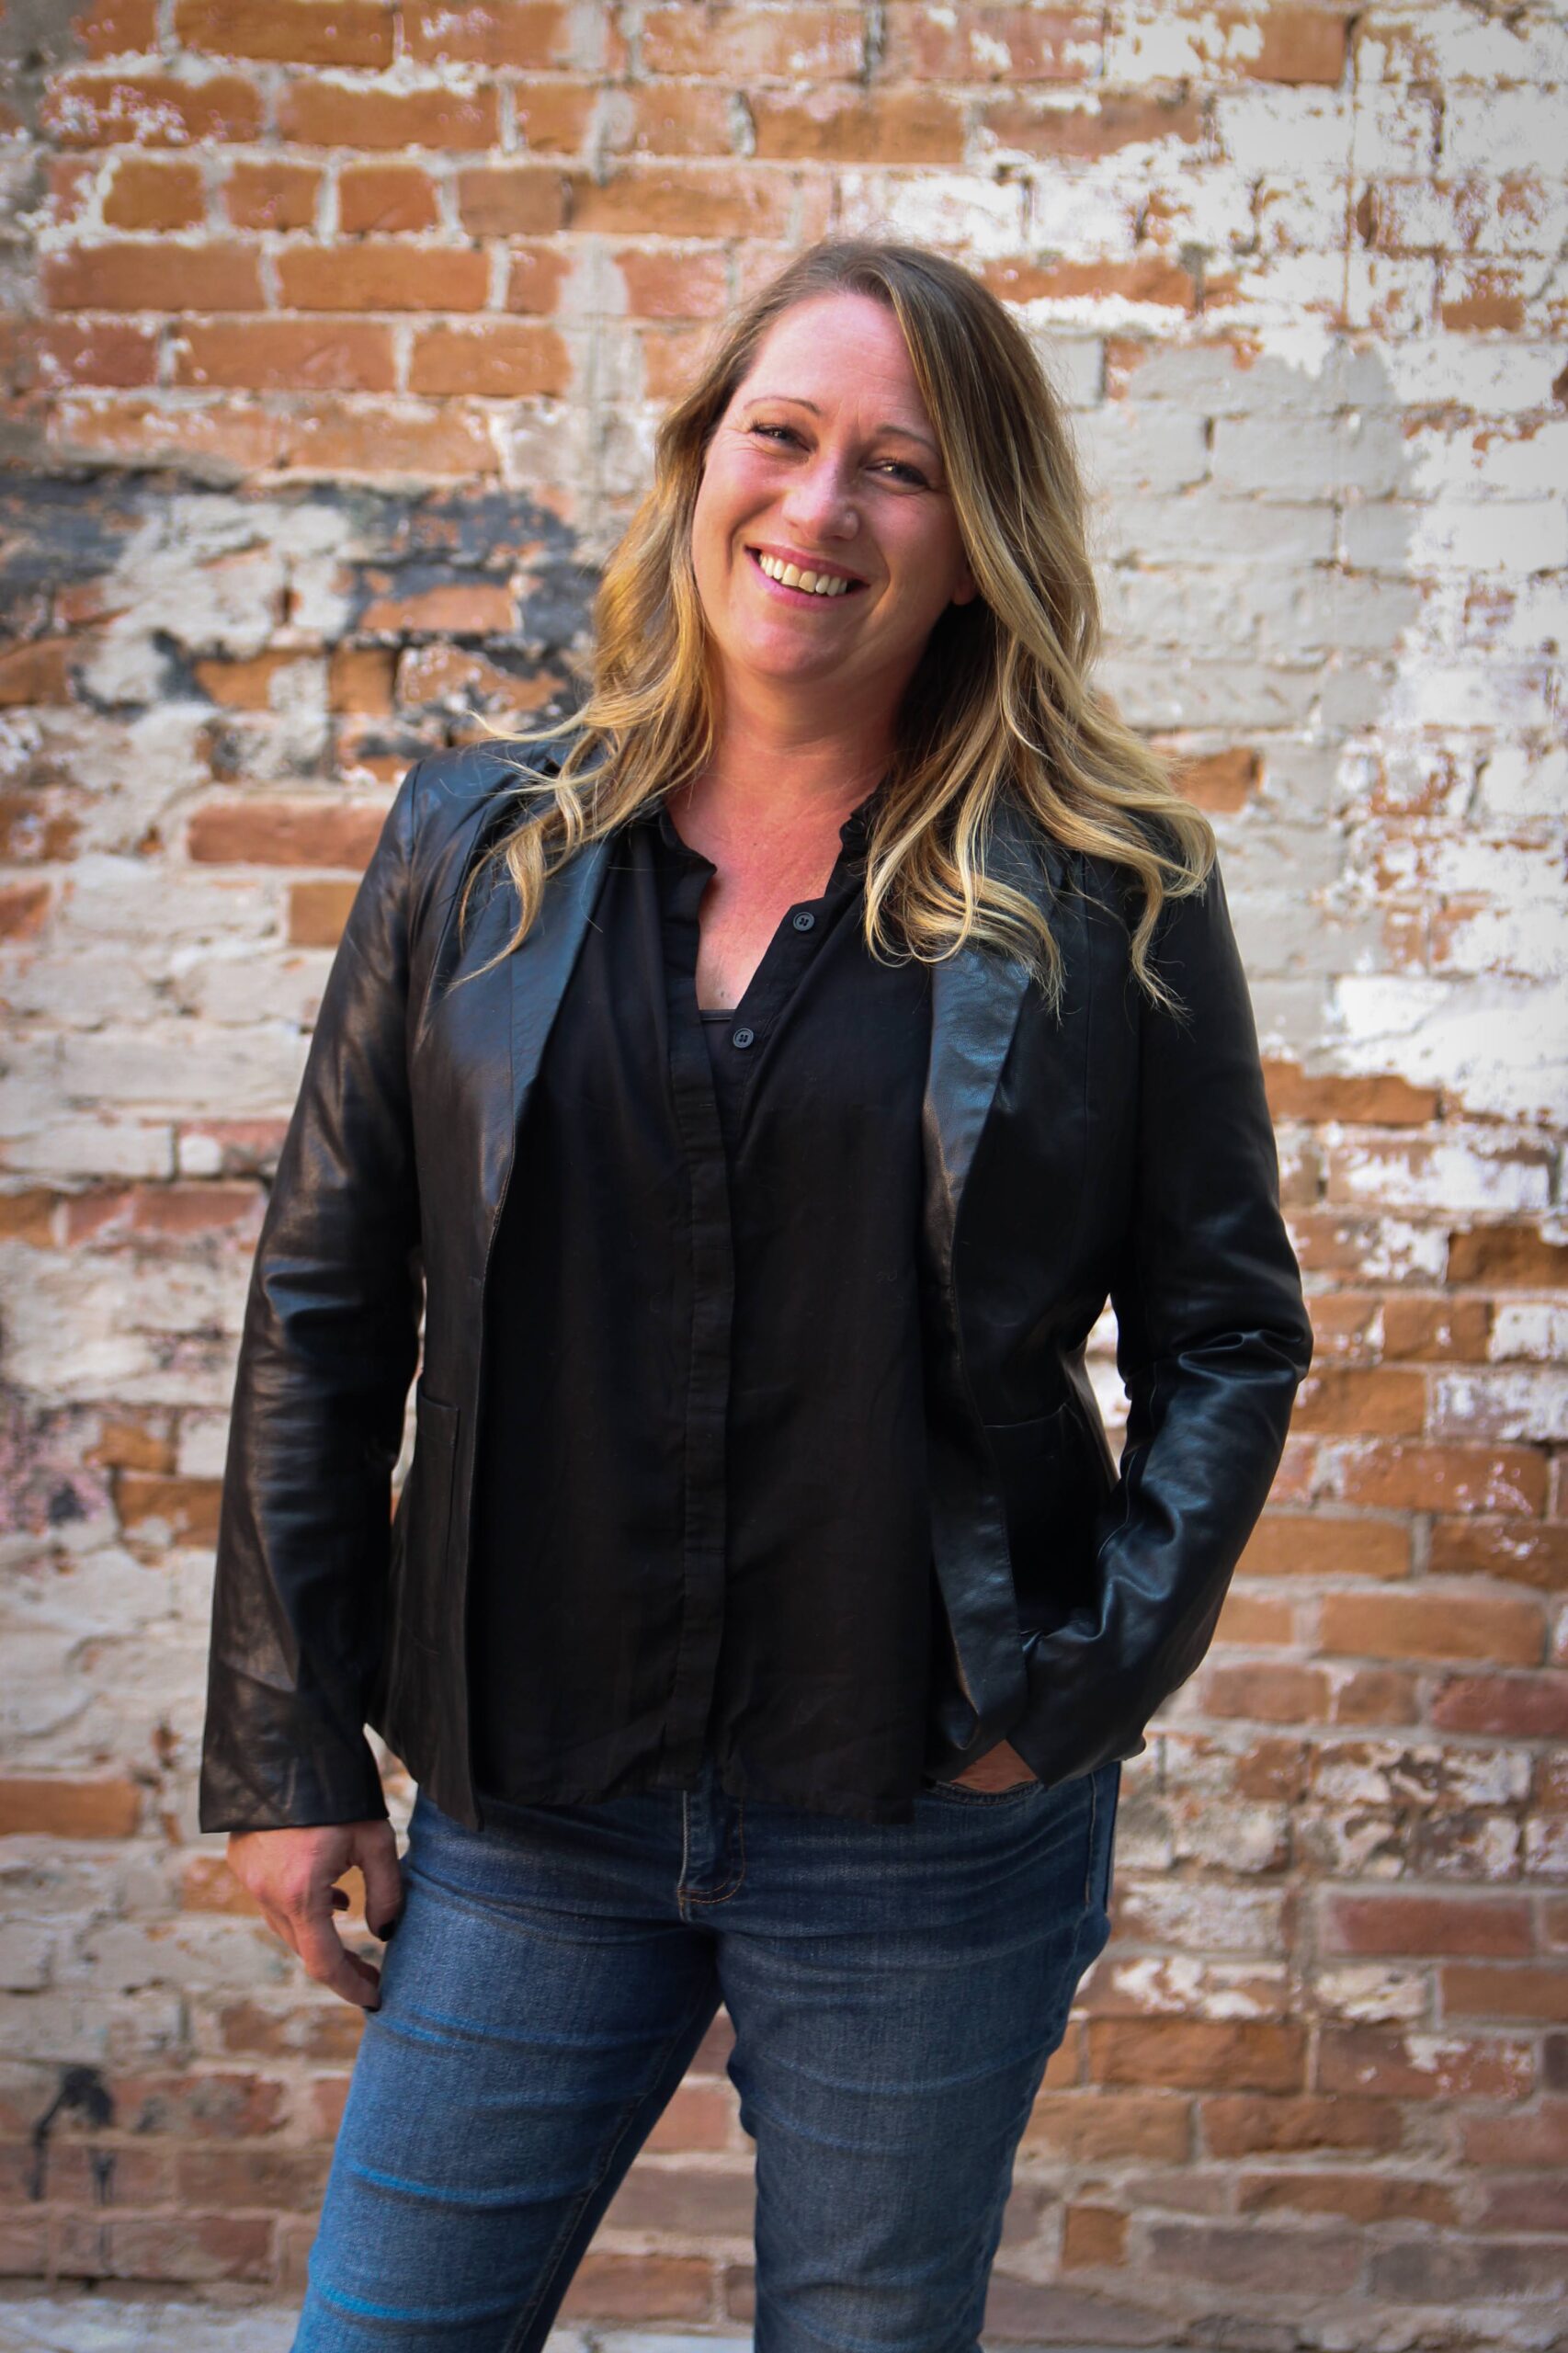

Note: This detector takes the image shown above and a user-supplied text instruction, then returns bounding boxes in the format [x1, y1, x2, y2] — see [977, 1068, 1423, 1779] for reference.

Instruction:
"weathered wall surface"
[1, 3, 1565, 2345]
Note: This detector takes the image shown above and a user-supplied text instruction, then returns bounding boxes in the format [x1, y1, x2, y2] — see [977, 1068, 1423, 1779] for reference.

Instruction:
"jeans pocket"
[922, 1775, 1044, 1808]
[1085, 1760, 1121, 1907]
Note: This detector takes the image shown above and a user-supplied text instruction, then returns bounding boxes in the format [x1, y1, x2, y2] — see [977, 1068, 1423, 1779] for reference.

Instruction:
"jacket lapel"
[920, 798, 1073, 1756]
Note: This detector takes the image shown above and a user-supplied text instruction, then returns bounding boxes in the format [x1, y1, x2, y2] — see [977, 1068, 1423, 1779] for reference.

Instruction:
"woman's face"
[689, 290, 978, 718]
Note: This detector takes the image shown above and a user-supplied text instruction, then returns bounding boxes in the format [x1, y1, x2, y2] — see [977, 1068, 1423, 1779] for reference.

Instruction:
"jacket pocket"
[398, 1383, 460, 1653]
[986, 1403, 1106, 1641]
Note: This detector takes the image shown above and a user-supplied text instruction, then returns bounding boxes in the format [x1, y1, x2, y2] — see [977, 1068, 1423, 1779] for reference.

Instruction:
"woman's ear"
[950, 564, 979, 608]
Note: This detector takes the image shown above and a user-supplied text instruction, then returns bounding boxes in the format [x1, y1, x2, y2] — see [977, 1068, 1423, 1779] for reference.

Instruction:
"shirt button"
[731, 1027, 756, 1050]
[792, 910, 815, 932]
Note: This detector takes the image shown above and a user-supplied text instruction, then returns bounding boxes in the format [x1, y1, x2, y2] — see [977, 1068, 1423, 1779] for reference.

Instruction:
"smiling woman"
[200, 235, 1312, 2352]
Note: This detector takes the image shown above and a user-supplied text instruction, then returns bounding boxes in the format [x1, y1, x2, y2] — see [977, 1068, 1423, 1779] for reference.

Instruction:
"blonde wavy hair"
[460, 236, 1215, 1015]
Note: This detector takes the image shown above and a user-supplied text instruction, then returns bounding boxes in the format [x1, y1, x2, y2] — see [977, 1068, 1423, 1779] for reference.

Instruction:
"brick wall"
[1, 2, 1564, 2343]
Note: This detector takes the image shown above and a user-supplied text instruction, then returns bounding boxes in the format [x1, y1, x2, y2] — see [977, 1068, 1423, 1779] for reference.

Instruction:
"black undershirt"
[465, 780, 941, 1823]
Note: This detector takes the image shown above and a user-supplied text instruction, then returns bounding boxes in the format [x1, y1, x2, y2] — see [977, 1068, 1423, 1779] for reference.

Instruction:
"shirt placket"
[654, 845, 738, 1783]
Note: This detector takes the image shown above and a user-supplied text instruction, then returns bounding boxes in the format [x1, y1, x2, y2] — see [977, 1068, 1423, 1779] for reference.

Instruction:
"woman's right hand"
[225, 1817, 403, 2009]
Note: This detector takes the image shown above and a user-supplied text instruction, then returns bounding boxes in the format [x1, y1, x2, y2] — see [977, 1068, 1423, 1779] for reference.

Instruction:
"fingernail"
[372, 1915, 400, 1941]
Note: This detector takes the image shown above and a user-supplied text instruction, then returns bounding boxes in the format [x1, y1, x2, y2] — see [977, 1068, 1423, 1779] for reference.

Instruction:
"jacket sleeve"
[1008, 850, 1314, 1788]
[198, 760, 427, 1834]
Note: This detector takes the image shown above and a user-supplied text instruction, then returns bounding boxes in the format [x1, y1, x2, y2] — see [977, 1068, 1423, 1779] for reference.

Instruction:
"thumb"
[352, 1817, 404, 1941]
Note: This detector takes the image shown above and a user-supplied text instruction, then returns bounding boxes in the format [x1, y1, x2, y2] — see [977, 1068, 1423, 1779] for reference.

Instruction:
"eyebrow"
[740, 392, 939, 460]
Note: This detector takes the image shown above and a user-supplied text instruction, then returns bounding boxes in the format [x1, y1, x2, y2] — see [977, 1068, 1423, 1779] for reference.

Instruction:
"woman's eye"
[749, 423, 799, 447]
[746, 424, 928, 487]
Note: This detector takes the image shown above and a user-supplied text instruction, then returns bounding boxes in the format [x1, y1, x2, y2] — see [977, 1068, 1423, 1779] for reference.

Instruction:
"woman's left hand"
[952, 1737, 1038, 1792]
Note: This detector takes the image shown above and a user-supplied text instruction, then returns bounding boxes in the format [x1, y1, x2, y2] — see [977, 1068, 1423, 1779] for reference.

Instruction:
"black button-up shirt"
[465, 780, 942, 1824]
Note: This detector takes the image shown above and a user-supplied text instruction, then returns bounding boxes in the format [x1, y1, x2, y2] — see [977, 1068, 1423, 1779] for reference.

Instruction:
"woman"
[201, 237, 1312, 2349]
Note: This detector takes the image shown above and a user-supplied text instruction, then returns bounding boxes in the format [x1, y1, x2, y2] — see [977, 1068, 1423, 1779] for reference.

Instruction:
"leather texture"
[198, 737, 1314, 1833]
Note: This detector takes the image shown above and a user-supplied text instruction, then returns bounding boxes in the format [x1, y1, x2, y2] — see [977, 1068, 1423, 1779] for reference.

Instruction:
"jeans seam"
[680, 1795, 746, 1911]
[498, 1976, 719, 2353]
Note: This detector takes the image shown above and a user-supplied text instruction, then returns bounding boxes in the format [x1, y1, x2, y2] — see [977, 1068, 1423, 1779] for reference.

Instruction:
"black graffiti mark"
[28, 2062, 114, 2202]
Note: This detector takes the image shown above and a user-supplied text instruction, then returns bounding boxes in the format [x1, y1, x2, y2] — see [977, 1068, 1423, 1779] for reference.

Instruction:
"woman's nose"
[780, 455, 858, 538]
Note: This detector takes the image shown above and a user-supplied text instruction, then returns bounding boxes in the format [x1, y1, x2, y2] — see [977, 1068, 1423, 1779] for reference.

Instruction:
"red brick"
[90, 1415, 176, 1473]
[44, 242, 265, 313]
[560, 2253, 714, 2321]
[1247, 2167, 1458, 2224]
[223, 159, 321, 231]
[644, 2080, 736, 2152]
[1262, 1063, 1438, 1125]
[408, 323, 571, 398]
[397, 645, 561, 715]
[1324, 1893, 1534, 1960]
[0, 1190, 62, 1243]
[1232, 6, 1346, 85]
[1240, 1515, 1409, 1580]
[1320, 1589, 1544, 1667]
[515, 80, 598, 153]
[50, 392, 291, 470]
[54, 2213, 272, 2282]
[404, 0, 579, 68]
[173, 2144, 333, 2208]
[1371, 2235, 1568, 2302]
[0, 640, 73, 705]
[12, 320, 161, 389]
[1380, 1293, 1493, 1359]
[1449, 1225, 1568, 1287]
[610, 246, 729, 321]
[215, 1996, 366, 2061]
[277, 244, 488, 313]
[288, 880, 358, 948]
[981, 93, 1201, 156]
[177, 1852, 259, 1912]
[1463, 2099, 1568, 2167]
[1202, 2093, 1400, 2156]
[72, 0, 160, 56]
[1477, 2175, 1568, 2233]
[502, 245, 573, 315]
[1293, 1367, 1426, 1436]
[881, 4, 1098, 82]
[1432, 1518, 1568, 1594]
[1061, 2202, 1128, 2268]
[278, 82, 499, 152]
[1443, 1966, 1568, 2024]
[338, 164, 441, 234]
[116, 1472, 222, 1544]
[564, 165, 797, 238]
[1021, 2091, 1191, 2162]
[456, 165, 569, 236]
[750, 86, 966, 163]
[639, 323, 716, 400]
[612, 85, 737, 159]
[1201, 1662, 1331, 1722]
[643, 5, 862, 77]
[0, 1776, 142, 1836]
[1431, 1671, 1568, 1738]
[175, 0, 393, 65]
[42, 71, 263, 147]
[103, 157, 206, 230]
[328, 645, 398, 713]
[1441, 264, 1528, 334]
[1320, 2026, 1534, 2101]
[187, 799, 387, 869]
[983, 256, 1199, 310]
[1091, 2020, 1306, 2094]
[175, 319, 399, 392]
[1335, 1442, 1550, 1518]
[1178, 745, 1260, 812]
[359, 582, 516, 635]
[288, 399, 499, 479]
[1147, 2220, 1360, 2293]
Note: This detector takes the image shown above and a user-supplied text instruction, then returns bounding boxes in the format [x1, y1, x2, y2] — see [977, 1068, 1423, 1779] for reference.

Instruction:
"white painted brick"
[1428, 1367, 1568, 1445]
[1489, 1302, 1568, 1365]
[1441, 88, 1565, 177]
[1213, 88, 1348, 175]
[1210, 412, 1410, 498]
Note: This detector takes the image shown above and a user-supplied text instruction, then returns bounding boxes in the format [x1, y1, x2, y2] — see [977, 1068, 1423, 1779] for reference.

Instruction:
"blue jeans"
[292, 1753, 1120, 2352]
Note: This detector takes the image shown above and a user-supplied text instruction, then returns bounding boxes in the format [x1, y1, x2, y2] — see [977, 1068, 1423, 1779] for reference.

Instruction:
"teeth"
[755, 551, 853, 597]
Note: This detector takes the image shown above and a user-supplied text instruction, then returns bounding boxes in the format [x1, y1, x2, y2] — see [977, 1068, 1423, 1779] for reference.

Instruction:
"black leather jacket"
[198, 739, 1313, 1834]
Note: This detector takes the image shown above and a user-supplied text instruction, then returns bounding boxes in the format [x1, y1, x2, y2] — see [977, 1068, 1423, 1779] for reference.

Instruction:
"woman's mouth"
[746, 546, 869, 604]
